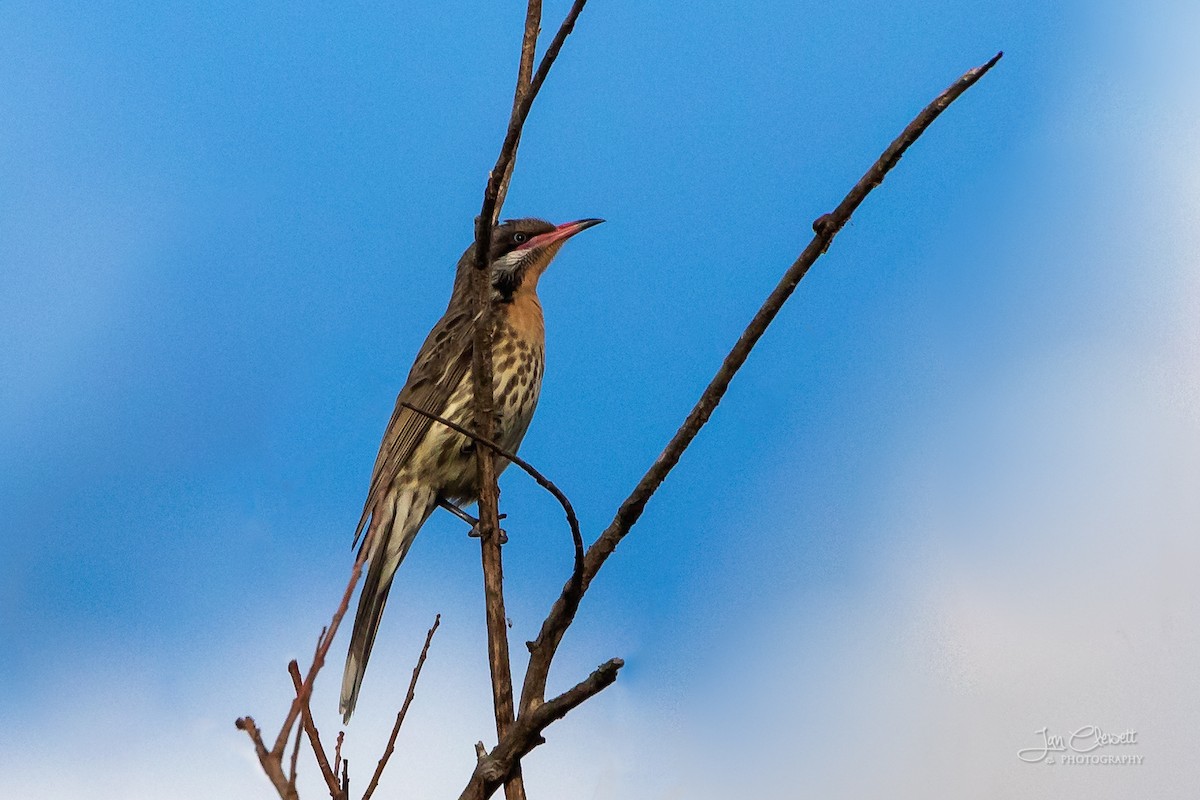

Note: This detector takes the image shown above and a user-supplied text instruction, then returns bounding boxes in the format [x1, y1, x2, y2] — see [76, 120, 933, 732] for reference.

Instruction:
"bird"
[339, 216, 604, 722]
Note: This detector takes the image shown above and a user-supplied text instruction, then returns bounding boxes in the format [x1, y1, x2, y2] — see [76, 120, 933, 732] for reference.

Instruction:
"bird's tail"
[340, 486, 436, 723]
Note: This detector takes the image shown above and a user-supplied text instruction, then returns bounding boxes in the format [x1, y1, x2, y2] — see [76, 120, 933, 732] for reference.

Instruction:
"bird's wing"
[352, 304, 477, 548]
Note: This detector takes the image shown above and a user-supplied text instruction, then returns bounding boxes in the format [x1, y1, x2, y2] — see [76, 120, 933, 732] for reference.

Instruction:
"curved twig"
[399, 402, 585, 591]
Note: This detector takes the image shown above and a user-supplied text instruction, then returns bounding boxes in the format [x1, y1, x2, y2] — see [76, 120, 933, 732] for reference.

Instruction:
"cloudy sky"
[2, 1, 1197, 797]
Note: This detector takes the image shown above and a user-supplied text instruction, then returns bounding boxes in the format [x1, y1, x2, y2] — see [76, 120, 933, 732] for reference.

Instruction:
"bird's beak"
[519, 218, 605, 251]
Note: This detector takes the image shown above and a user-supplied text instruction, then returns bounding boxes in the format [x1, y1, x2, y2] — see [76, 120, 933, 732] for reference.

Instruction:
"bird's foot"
[438, 498, 507, 543]
[468, 516, 508, 544]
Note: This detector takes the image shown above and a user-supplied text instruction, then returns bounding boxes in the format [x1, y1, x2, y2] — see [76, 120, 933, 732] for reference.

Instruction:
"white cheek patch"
[491, 249, 535, 297]
[493, 249, 527, 272]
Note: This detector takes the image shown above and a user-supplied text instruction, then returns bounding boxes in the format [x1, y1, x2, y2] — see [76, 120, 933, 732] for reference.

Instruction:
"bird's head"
[480, 217, 604, 300]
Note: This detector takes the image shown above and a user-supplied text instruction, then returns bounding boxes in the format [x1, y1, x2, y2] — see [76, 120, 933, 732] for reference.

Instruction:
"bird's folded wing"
[353, 306, 478, 548]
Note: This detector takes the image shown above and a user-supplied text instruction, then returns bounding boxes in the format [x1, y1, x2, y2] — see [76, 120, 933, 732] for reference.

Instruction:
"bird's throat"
[503, 287, 545, 342]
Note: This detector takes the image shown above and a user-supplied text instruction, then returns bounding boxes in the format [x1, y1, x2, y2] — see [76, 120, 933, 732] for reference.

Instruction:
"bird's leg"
[437, 497, 507, 544]
[437, 496, 477, 526]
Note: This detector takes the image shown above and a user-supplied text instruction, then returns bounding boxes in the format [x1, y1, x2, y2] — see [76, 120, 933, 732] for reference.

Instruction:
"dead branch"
[235, 715, 296, 800]
[362, 615, 442, 800]
[509, 48, 1003, 743]
[588, 45, 1002, 575]
[236, 544, 369, 799]
[288, 661, 341, 799]
[333, 732, 345, 792]
[468, 4, 591, 800]
[287, 719, 303, 795]
[458, 659, 623, 800]
[492, 0, 543, 218]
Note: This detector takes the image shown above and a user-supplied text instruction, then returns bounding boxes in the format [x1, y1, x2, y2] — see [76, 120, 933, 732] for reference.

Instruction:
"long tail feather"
[340, 485, 435, 723]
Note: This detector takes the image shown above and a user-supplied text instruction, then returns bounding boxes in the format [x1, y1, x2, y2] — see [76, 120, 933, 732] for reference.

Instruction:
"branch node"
[812, 213, 836, 235]
[479, 755, 507, 783]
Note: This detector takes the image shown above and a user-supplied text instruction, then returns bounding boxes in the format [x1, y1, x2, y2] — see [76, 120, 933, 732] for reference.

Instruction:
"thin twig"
[492, 0, 544, 219]
[473, 1, 589, 259]
[236, 542, 371, 799]
[518, 52, 1003, 717]
[234, 716, 296, 799]
[287, 720, 303, 795]
[274, 543, 369, 756]
[289, 661, 343, 800]
[400, 402, 585, 589]
[362, 614, 442, 800]
[528, 1, 588, 100]
[334, 731, 345, 788]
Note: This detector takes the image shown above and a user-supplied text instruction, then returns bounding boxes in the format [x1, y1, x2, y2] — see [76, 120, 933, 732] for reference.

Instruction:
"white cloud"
[655, 42, 1200, 797]
[7, 5, 1200, 799]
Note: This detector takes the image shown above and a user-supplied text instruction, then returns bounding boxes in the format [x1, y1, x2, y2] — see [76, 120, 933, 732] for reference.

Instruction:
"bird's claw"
[467, 513, 507, 544]
[467, 524, 508, 544]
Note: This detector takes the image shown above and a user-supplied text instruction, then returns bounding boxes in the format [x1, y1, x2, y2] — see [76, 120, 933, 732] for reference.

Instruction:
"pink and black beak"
[515, 218, 605, 252]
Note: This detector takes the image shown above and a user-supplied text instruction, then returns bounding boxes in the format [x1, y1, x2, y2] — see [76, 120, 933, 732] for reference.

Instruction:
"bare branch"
[234, 715, 296, 800]
[519, 52, 1005, 712]
[458, 659, 623, 800]
[529, 1, 588, 101]
[492, 0, 543, 218]
[287, 713, 303, 795]
[289, 660, 343, 800]
[236, 542, 371, 798]
[468, 5, 590, 800]
[362, 614, 442, 800]
[272, 542, 368, 757]
[333, 731, 345, 790]
[473, 0, 590, 256]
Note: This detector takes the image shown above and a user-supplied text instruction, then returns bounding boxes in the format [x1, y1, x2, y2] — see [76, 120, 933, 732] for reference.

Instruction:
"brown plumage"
[340, 217, 603, 722]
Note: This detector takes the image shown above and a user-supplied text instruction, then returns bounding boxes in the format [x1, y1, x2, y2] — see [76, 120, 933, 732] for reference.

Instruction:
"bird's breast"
[410, 319, 544, 504]
[491, 320, 545, 451]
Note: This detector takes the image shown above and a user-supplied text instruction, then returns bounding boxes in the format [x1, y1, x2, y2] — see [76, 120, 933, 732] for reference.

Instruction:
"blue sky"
[2, 1, 1198, 797]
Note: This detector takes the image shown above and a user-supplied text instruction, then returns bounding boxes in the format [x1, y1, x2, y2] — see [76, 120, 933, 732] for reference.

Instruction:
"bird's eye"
[513, 232, 528, 244]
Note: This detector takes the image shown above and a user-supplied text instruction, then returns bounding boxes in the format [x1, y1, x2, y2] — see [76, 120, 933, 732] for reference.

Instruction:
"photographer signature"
[1018, 725, 1138, 763]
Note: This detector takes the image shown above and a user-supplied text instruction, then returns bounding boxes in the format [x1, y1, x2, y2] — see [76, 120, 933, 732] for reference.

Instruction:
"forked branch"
[237, 546, 369, 800]
[236, 5, 1001, 795]
[515, 49, 1004, 732]
[458, 659, 624, 800]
